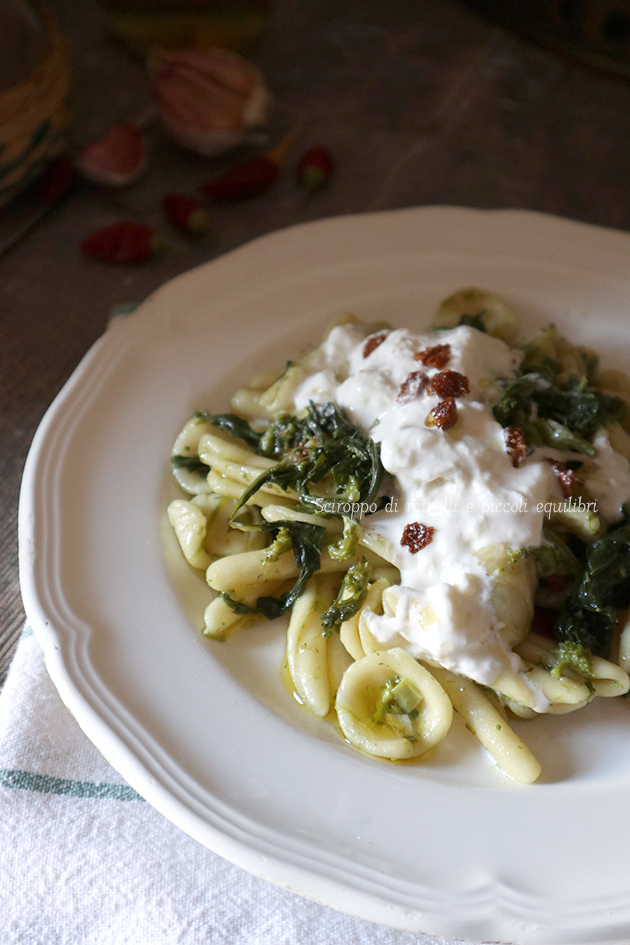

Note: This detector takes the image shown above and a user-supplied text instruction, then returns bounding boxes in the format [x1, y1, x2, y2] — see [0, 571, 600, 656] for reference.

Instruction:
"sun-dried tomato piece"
[363, 332, 387, 358]
[427, 369, 470, 398]
[400, 522, 435, 553]
[549, 460, 575, 498]
[397, 370, 429, 403]
[504, 427, 526, 467]
[546, 573, 567, 593]
[413, 343, 451, 369]
[425, 397, 458, 430]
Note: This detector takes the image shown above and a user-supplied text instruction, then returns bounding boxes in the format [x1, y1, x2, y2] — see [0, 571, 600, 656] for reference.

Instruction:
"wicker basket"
[0, 7, 71, 206]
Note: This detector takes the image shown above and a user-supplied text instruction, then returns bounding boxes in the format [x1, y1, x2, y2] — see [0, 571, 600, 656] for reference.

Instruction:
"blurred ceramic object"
[149, 46, 271, 157]
[0, 1, 71, 206]
[101, 0, 270, 56]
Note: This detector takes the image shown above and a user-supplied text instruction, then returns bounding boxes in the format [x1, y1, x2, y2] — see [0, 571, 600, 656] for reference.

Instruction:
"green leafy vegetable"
[327, 515, 360, 562]
[527, 528, 580, 580]
[170, 454, 210, 474]
[217, 591, 255, 615]
[493, 366, 626, 456]
[529, 418, 597, 456]
[553, 516, 630, 656]
[373, 674, 422, 731]
[262, 526, 293, 562]
[545, 641, 592, 679]
[258, 413, 303, 458]
[219, 520, 325, 621]
[195, 411, 262, 451]
[256, 521, 325, 620]
[535, 375, 626, 436]
[220, 401, 384, 519]
[321, 559, 372, 634]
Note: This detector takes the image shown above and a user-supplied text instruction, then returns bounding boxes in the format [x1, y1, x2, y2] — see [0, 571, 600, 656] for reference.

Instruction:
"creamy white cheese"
[583, 433, 630, 523]
[293, 323, 567, 701]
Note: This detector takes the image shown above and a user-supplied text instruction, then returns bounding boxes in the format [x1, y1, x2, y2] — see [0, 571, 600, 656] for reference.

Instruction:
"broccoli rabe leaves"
[255, 522, 325, 620]
[220, 524, 372, 630]
[211, 402, 384, 626]
[327, 515, 360, 562]
[528, 528, 580, 580]
[321, 559, 372, 634]
[214, 401, 383, 520]
[529, 515, 630, 657]
[535, 375, 626, 437]
[220, 520, 325, 621]
[195, 411, 263, 451]
[545, 641, 592, 679]
[493, 366, 626, 456]
[170, 454, 210, 475]
[505, 338, 630, 657]
[552, 516, 630, 656]
[576, 518, 630, 610]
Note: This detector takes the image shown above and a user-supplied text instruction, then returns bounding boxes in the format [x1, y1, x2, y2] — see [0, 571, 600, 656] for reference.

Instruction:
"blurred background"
[3, 0, 630, 684]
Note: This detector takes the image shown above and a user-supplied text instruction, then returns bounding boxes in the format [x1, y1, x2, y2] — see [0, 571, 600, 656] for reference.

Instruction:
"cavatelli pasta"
[167, 288, 630, 784]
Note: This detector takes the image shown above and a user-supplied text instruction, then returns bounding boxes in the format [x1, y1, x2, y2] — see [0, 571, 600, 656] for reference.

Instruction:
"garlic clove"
[242, 82, 272, 129]
[160, 119, 258, 159]
[76, 123, 147, 187]
[149, 46, 272, 157]
[159, 71, 247, 130]
[154, 47, 260, 97]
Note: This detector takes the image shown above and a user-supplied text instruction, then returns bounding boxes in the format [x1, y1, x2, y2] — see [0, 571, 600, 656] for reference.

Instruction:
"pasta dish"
[166, 288, 630, 783]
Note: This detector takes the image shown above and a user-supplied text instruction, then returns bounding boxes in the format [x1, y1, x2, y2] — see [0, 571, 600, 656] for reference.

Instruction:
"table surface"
[3, 0, 630, 685]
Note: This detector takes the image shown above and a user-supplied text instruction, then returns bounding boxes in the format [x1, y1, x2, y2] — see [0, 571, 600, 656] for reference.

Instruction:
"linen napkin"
[0, 628, 465, 945]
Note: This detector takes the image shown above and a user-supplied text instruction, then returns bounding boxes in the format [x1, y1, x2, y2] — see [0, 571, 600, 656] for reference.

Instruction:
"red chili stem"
[297, 146, 334, 192]
[162, 194, 210, 233]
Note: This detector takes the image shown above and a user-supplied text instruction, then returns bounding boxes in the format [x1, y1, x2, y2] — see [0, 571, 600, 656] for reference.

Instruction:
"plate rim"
[18, 206, 630, 945]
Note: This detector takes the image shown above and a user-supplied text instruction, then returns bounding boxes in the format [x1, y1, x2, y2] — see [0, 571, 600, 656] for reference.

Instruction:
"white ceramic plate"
[19, 207, 630, 945]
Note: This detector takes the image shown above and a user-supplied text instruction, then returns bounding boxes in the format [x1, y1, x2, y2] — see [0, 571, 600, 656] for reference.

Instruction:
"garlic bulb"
[149, 47, 272, 157]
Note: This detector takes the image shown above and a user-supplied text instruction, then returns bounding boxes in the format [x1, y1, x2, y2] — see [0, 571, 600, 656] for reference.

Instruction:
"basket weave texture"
[0, 8, 71, 204]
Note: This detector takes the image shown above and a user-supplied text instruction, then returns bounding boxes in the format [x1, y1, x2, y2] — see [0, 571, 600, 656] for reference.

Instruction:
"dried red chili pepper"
[201, 154, 278, 200]
[401, 522, 435, 553]
[200, 124, 300, 201]
[504, 427, 527, 467]
[549, 460, 575, 498]
[427, 370, 470, 399]
[296, 146, 334, 192]
[162, 194, 210, 234]
[414, 343, 451, 369]
[363, 332, 387, 358]
[425, 397, 458, 430]
[80, 221, 160, 263]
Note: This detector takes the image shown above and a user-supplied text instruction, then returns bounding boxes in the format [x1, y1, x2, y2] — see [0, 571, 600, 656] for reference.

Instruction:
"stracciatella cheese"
[583, 433, 630, 523]
[292, 323, 602, 700]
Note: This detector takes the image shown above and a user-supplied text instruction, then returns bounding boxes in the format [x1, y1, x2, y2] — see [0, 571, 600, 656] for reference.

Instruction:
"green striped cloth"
[0, 629, 449, 945]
